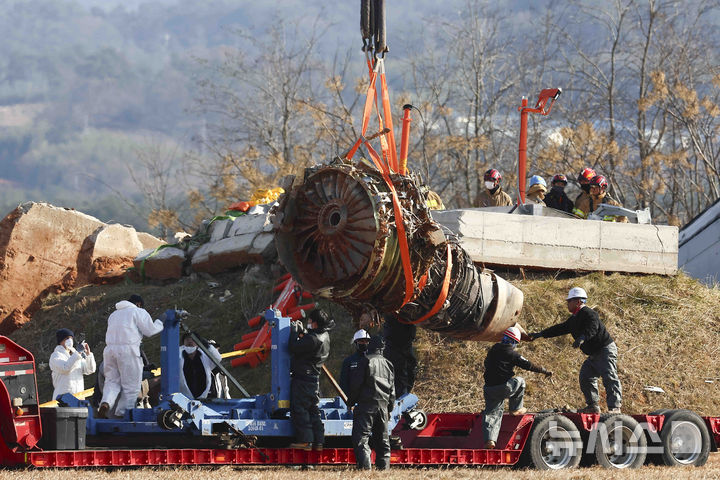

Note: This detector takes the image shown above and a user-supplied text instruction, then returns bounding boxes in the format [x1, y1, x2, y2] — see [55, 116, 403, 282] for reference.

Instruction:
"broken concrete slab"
[191, 234, 260, 273]
[133, 246, 187, 280]
[136, 231, 165, 250]
[432, 209, 678, 275]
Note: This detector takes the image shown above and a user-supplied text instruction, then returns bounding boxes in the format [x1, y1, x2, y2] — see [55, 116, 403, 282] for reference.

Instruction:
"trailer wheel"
[659, 409, 710, 467]
[593, 414, 647, 469]
[526, 414, 582, 470]
[404, 409, 428, 430]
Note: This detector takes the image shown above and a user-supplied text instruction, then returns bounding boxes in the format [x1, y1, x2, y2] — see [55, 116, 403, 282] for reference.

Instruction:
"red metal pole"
[399, 104, 412, 175]
[518, 97, 528, 204]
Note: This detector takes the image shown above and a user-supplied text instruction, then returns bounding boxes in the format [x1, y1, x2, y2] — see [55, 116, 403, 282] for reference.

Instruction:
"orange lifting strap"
[345, 53, 414, 307]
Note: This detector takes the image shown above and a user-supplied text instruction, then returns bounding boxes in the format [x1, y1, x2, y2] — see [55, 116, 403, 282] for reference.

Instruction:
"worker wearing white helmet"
[339, 329, 371, 397]
[530, 287, 622, 414]
[482, 324, 552, 450]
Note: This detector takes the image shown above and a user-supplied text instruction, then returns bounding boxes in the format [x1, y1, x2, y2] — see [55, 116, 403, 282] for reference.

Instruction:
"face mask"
[64, 339, 73, 350]
[357, 343, 368, 352]
[307, 322, 313, 330]
[552, 185, 565, 192]
[184, 346, 197, 354]
[484, 181, 495, 190]
[581, 184, 591, 193]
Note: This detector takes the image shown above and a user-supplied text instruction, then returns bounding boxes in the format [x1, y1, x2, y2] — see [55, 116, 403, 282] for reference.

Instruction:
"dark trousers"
[291, 377, 324, 444]
[384, 348, 417, 396]
[352, 403, 390, 470]
[482, 377, 525, 444]
[579, 342, 622, 409]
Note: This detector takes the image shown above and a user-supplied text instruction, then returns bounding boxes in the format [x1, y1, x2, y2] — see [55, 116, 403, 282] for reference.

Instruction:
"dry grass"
[2, 456, 720, 479]
[414, 271, 720, 415]
[8, 269, 720, 412]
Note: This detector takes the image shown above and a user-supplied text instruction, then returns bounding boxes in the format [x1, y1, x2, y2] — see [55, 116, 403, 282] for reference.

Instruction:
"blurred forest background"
[1, 0, 718, 236]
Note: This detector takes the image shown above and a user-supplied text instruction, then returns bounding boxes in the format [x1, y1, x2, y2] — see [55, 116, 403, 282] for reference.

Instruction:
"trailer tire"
[659, 409, 710, 467]
[593, 414, 647, 469]
[525, 414, 582, 470]
[649, 409, 672, 416]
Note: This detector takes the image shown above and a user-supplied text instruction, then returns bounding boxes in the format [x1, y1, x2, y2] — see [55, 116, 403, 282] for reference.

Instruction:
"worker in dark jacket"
[530, 287, 622, 414]
[339, 329, 371, 395]
[482, 326, 552, 449]
[545, 174, 574, 213]
[382, 315, 417, 396]
[347, 335, 395, 470]
[288, 308, 334, 451]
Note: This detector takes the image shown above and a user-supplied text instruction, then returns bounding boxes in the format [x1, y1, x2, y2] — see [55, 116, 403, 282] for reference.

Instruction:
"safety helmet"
[528, 175, 547, 188]
[503, 326, 521, 343]
[551, 174, 568, 185]
[577, 167, 596, 183]
[351, 329, 371, 345]
[590, 175, 608, 191]
[484, 169, 502, 182]
[566, 287, 588, 300]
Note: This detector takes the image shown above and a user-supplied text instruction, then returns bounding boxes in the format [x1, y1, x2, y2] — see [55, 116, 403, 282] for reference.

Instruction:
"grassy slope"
[8, 268, 720, 415]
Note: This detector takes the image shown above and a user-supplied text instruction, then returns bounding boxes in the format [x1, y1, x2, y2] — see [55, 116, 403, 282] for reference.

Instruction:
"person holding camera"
[49, 328, 96, 401]
[288, 308, 334, 451]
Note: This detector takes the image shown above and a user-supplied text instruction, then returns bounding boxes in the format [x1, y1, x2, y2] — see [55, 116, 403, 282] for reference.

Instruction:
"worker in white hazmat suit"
[98, 294, 164, 418]
[50, 328, 96, 401]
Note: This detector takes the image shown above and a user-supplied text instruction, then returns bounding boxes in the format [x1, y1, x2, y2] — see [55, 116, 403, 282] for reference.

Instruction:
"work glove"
[572, 337, 585, 349]
[529, 332, 543, 340]
[541, 369, 553, 378]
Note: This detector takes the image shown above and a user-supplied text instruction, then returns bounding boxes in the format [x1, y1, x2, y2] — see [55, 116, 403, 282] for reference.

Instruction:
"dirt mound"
[0, 202, 162, 334]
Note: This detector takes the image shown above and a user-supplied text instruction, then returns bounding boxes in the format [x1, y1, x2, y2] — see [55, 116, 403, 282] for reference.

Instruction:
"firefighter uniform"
[573, 191, 592, 218]
[348, 336, 395, 470]
[289, 315, 332, 447]
[476, 187, 513, 207]
[545, 186, 574, 213]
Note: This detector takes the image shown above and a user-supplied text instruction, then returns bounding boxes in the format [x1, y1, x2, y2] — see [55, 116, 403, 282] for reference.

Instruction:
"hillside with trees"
[1, 0, 718, 235]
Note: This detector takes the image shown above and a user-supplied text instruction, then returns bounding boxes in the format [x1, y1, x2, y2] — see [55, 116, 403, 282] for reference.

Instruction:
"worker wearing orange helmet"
[572, 167, 596, 218]
[481, 325, 552, 449]
[476, 168, 513, 207]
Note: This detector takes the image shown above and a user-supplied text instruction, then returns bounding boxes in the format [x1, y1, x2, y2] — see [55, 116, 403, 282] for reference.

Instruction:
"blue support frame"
[159, 309, 180, 401]
[75, 308, 418, 440]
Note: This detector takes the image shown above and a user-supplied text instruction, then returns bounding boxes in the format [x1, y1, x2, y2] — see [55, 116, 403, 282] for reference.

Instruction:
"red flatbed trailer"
[1, 336, 718, 470]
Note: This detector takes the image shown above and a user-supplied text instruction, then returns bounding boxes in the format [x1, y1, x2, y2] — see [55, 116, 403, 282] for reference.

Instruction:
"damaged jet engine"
[272, 159, 524, 341]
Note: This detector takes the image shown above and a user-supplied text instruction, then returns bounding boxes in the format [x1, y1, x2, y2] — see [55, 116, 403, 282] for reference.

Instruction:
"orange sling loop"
[398, 244, 453, 325]
[379, 67, 398, 172]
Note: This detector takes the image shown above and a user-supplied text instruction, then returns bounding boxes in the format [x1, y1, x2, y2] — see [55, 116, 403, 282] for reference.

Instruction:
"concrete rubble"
[0, 202, 162, 334]
[134, 207, 277, 279]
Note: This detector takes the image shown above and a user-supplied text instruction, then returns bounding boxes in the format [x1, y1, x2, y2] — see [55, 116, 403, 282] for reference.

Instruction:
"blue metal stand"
[66, 308, 417, 441]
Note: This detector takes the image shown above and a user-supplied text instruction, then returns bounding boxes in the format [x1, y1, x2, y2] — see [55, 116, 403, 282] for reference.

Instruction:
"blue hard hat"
[529, 175, 547, 188]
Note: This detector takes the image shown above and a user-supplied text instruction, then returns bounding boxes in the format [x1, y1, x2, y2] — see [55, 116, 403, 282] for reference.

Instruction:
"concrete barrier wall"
[433, 209, 678, 275]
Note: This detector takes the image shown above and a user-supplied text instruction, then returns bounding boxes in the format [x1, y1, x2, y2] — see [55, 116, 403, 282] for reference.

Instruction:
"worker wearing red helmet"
[545, 174, 574, 213]
[530, 287, 622, 414]
[481, 325, 552, 450]
[588, 175, 628, 223]
[572, 167, 596, 218]
[476, 168, 513, 207]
